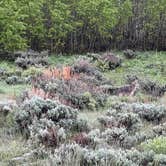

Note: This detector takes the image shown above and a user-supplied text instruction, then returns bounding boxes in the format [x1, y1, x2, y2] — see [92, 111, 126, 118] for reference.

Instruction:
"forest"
[0, 0, 166, 53]
[0, 0, 166, 166]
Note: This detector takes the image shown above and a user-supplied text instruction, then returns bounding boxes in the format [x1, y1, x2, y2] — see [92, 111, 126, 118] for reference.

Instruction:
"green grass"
[0, 133, 29, 164]
[48, 54, 75, 66]
[105, 51, 166, 86]
[0, 61, 16, 71]
[0, 81, 30, 98]
[49, 51, 166, 86]
[0, 51, 165, 99]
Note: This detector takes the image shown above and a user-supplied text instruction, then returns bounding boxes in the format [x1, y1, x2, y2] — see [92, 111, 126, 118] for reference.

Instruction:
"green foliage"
[77, 0, 119, 36]
[42, 0, 73, 52]
[0, 81, 29, 96]
[22, 67, 42, 77]
[141, 137, 166, 154]
[48, 54, 75, 66]
[105, 51, 166, 86]
[1, 0, 165, 52]
[0, 137, 28, 163]
[0, 0, 26, 51]
[0, 0, 132, 52]
[83, 92, 97, 111]
[96, 59, 109, 71]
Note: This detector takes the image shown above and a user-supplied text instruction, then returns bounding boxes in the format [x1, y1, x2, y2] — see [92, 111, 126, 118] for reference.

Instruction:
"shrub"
[47, 105, 77, 121]
[72, 132, 91, 147]
[96, 59, 110, 71]
[82, 148, 134, 166]
[0, 67, 6, 78]
[72, 118, 90, 132]
[22, 67, 42, 77]
[15, 97, 90, 146]
[72, 58, 103, 80]
[5, 75, 32, 85]
[139, 79, 166, 97]
[126, 149, 155, 166]
[72, 58, 93, 74]
[141, 137, 166, 154]
[86, 53, 101, 61]
[100, 52, 121, 70]
[15, 50, 49, 69]
[42, 142, 166, 166]
[153, 123, 166, 136]
[154, 154, 166, 166]
[15, 109, 31, 137]
[53, 143, 84, 165]
[123, 49, 137, 59]
[110, 102, 166, 122]
[101, 127, 128, 145]
[29, 118, 66, 147]
[87, 129, 100, 141]
[122, 132, 149, 149]
[99, 109, 142, 132]
[125, 74, 139, 84]
[40, 76, 107, 109]
[0, 51, 19, 61]
[82, 92, 97, 110]
[15, 97, 78, 134]
[15, 57, 29, 69]
[131, 103, 166, 122]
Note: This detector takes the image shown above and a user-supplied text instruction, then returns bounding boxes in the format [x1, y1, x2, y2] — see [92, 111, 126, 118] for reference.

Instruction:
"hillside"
[0, 51, 166, 165]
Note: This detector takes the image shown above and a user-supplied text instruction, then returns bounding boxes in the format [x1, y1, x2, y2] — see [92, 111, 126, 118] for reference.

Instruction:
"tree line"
[0, 0, 165, 53]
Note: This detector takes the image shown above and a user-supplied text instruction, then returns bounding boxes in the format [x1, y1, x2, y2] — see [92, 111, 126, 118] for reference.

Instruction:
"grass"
[105, 51, 166, 86]
[0, 136, 28, 163]
[0, 81, 30, 98]
[0, 61, 16, 71]
[48, 54, 75, 66]
[0, 114, 27, 164]
[79, 111, 104, 127]
[0, 51, 166, 165]
[48, 51, 166, 86]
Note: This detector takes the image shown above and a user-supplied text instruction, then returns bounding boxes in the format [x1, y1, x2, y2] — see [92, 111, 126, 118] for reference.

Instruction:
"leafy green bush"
[96, 59, 109, 71]
[22, 67, 42, 77]
[141, 137, 166, 154]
